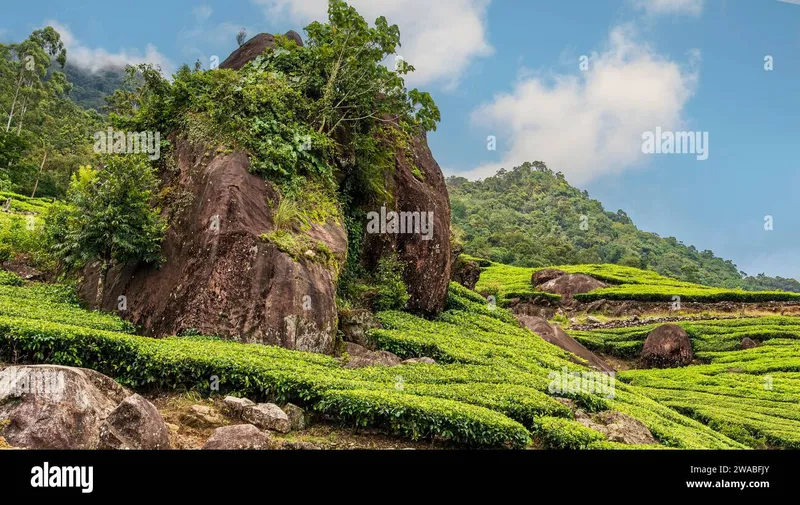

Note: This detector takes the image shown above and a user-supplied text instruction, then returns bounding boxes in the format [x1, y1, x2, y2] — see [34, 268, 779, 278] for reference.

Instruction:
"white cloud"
[459, 25, 700, 185]
[193, 5, 214, 23]
[630, 0, 704, 16]
[45, 20, 174, 74]
[250, 0, 493, 88]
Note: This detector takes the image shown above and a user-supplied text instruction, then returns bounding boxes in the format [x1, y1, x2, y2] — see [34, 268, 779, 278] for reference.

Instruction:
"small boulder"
[180, 405, 225, 428]
[241, 403, 291, 433]
[343, 342, 402, 369]
[401, 357, 437, 365]
[576, 410, 656, 445]
[202, 424, 274, 450]
[98, 394, 171, 450]
[339, 310, 381, 348]
[452, 257, 482, 290]
[531, 268, 567, 286]
[740, 337, 758, 350]
[282, 403, 307, 431]
[538, 274, 606, 297]
[222, 396, 255, 419]
[278, 440, 321, 450]
[641, 324, 693, 369]
[586, 316, 602, 324]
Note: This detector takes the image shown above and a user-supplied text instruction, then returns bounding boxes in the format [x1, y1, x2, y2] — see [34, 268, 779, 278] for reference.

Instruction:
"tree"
[298, 0, 439, 136]
[236, 29, 248, 47]
[49, 155, 166, 305]
[1, 27, 67, 134]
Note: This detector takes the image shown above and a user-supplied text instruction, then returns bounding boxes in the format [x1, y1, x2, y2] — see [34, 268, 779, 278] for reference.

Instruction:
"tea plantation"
[0, 273, 748, 449]
[476, 261, 800, 304]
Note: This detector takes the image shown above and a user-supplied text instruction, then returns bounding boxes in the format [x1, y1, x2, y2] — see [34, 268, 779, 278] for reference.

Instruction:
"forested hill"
[448, 161, 800, 292]
[55, 63, 128, 111]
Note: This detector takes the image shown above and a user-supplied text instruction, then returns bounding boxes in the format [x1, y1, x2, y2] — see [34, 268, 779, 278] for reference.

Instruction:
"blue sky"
[3, 0, 800, 278]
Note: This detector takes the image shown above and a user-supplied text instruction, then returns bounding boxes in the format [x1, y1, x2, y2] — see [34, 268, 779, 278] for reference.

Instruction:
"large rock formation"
[361, 131, 452, 315]
[81, 139, 346, 354]
[220, 31, 304, 70]
[79, 32, 452, 352]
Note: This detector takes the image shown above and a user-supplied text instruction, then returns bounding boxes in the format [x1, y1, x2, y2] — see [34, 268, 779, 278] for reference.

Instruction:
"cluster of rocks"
[200, 397, 313, 450]
[0, 364, 319, 450]
[0, 365, 169, 450]
[569, 313, 742, 331]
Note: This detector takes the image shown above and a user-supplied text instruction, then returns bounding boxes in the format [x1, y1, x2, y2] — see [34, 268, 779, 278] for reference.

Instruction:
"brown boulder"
[740, 337, 759, 350]
[220, 31, 303, 71]
[531, 268, 566, 286]
[0, 365, 129, 449]
[180, 405, 225, 428]
[452, 256, 481, 290]
[641, 324, 693, 368]
[518, 316, 614, 373]
[361, 130, 452, 315]
[339, 309, 381, 348]
[343, 342, 402, 369]
[538, 274, 606, 297]
[80, 139, 346, 354]
[202, 424, 274, 450]
[576, 410, 656, 445]
[98, 394, 171, 450]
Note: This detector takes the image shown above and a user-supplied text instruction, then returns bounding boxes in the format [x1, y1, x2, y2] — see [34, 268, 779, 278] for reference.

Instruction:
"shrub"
[0, 270, 22, 286]
[372, 255, 410, 311]
[0, 243, 11, 264]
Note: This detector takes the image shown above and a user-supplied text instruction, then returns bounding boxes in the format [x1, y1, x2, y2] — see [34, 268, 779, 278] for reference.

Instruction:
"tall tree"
[49, 155, 166, 305]
[1, 27, 67, 134]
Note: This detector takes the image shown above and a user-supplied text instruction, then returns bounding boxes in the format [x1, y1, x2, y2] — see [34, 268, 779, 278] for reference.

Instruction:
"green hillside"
[448, 161, 800, 292]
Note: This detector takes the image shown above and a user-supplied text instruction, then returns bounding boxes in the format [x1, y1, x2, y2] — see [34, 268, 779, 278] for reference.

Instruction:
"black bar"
[0, 450, 793, 497]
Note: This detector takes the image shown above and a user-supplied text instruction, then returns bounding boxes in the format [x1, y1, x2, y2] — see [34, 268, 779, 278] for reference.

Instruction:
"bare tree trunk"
[96, 259, 110, 308]
[5, 73, 24, 133]
[30, 150, 47, 198]
[15, 100, 27, 135]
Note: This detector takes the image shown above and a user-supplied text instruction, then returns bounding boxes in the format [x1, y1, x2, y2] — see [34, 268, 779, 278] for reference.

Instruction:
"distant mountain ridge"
[50, 63, 128, 111]
[447, 161, 800, 292]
